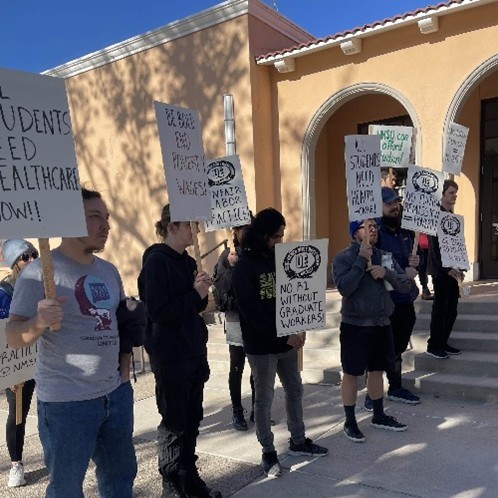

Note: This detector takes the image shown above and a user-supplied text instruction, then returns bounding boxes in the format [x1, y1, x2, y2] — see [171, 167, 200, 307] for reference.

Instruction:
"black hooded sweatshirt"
[138, 243, 208, 361]
[232, 249, 292, 355]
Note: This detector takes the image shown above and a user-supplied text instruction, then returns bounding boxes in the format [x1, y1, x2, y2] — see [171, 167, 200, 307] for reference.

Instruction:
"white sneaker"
[8, 464, 26, 487]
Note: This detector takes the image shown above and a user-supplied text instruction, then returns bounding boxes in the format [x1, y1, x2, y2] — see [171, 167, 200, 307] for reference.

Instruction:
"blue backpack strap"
[0, 280, 14, 298]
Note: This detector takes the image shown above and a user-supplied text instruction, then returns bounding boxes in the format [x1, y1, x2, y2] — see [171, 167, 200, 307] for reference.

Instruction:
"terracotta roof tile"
[256, 0, 464, 61]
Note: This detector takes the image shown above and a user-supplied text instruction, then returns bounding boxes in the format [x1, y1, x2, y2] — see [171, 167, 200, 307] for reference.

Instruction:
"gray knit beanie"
[2, 239, 37, 268]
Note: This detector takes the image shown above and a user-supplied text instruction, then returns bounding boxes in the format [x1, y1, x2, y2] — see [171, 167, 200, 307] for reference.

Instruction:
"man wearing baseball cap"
[333, 217, 411, 442]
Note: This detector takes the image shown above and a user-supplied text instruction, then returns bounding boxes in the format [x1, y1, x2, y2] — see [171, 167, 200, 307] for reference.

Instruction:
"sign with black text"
[442, 122, 469, 176]
[204, 155, 251, 232]
[438, 212, 469, 270]
[154, 102, 211, 221]
[345, 135, 382, 221]
[275, 239, 328, 337]
[401, 166, 444, 235]
[0, 320, 36, 390]
[0, 68, 87, 238]
[369, 125, 413, 168]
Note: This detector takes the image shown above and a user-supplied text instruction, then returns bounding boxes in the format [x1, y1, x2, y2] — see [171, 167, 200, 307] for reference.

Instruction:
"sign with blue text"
[275, 239, 328, 337]
[0, 68, 87, 238]
[369, 125, 413, 168]
[154, 102, 211, 221]
[437, 212, 469, 270]
[204, 155, 251, 232]
[345, 135, 382, 221]
[401, 166, 444, 235]
[0, 320, 36, 390]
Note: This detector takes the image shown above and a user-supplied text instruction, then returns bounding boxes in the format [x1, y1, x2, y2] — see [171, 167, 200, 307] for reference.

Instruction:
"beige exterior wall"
[267, 1, 498, 277]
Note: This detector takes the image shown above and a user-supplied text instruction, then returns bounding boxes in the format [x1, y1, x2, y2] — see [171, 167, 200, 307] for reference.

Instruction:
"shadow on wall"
[65, 24, 253, 292]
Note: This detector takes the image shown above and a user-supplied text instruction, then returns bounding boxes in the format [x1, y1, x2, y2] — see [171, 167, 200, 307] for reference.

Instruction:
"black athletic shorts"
[340, 322, 395, 376]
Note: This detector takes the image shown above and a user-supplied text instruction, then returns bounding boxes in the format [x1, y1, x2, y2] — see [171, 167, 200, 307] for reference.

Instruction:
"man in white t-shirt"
[6, 188, 136, 498]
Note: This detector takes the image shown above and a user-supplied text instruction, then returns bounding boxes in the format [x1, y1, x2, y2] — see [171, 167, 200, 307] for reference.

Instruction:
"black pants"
[5, 379, 36, 461]
[228, 345, 255, 412]
[428, 273, 460, 350]
[418, 249, 429, 290]
[152, 356, 209, 481]
[386, 303, 416, 391]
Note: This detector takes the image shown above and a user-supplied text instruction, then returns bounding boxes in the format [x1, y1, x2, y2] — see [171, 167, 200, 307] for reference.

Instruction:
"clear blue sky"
[2, 0, 438, 73]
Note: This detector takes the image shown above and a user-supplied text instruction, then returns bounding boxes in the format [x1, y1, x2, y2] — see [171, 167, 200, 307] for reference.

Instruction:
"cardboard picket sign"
[0, 68, 87, 239]
[204, 155, 251, 232]
[442, 122, 469, 176]
[154, 102, 211, 222]
[344, 135, 383, 222]
[437, 212, 470, 270]
[401, 166, 444, 236]
[0, 320, 36, 391]
[275, 239, 328, 337]
[369, 125, 413, 168]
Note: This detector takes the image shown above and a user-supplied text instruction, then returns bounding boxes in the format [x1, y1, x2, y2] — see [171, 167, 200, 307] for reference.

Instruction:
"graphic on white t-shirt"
[75, 275, 114, 331]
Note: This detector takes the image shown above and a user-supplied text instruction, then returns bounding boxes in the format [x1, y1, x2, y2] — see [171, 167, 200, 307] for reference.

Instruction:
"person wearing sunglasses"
[333, 218, 412, 443]
[0, 239, 38, 488]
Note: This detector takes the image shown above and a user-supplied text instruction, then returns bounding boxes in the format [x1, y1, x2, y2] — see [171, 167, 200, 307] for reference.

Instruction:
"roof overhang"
[257, 0, 497, 73]
[43, 0, 312, 78]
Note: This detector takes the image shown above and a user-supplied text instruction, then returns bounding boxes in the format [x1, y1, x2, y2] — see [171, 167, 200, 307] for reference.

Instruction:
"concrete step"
[414, 298, 498, 315]
[414, 313, 498, 332]
[450, 331, 498, 352]
[403, 370, 498, 403]
[414, 351, 498, 376]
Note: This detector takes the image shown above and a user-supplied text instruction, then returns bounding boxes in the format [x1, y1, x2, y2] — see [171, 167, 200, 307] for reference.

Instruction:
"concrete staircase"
[404, 297, 498, 403]
[206, 288, 498, 403]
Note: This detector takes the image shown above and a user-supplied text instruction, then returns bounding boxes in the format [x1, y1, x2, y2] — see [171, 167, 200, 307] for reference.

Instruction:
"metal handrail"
[201, 239, 228, 260]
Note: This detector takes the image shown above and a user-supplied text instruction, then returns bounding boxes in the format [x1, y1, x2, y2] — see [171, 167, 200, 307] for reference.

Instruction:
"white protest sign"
[438, 212, 469, 270]
[276, 239, 328, 337]
[401, 166, 444, 235]
[345, 135, 382, 222]
[0, 68, 87, 238]
[154, 102, 211, 221]
[442, 122, 469, 176]
[204, 155, 251, 232]
[369, 125, 413, 168]
[0, 320, 36, 390]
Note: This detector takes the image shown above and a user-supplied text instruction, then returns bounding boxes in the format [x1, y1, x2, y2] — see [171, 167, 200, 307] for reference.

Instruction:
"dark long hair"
[241, 208, 285, 254]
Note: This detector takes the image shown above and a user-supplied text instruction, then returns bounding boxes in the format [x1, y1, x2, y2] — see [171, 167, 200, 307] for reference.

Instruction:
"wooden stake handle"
[38, 238, 60, 331]
[190, 222, 203, 272]
[15, 385, 22, 425]
[298, 347, 303, 372]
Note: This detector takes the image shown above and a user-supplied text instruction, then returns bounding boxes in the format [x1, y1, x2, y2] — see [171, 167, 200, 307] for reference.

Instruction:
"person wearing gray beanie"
[0, 239, 38, 488]
[2, 240, 38, 270]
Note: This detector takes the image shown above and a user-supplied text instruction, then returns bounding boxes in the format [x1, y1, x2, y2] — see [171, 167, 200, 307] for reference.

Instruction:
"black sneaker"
[364, 393, 373, 412]
[343, 422, 365, 443]
[426, 348, 449, 359]
[261, 451, 282, 478]
[444, 344, 461, 355]
[161, 478, 188, 498]
[387, 388, 421, 405]
[185, 468, 222, 498]
[288, 437, 328, 457]
[371, 415, 407, 432]
[232, 409, 248, 431]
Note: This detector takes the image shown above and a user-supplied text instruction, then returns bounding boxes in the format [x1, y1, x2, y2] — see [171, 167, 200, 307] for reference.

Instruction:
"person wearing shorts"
[332, 218, 411, 443]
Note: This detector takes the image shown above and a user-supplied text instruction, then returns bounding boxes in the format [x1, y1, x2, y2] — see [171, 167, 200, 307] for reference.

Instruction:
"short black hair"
[81, 188, 102, 200]
[443, 179, 458, 194]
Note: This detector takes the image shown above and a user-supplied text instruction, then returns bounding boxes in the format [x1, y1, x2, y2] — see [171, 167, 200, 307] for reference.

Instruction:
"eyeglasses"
[358, 224, 379, 231]
[19, 251, 39, 263]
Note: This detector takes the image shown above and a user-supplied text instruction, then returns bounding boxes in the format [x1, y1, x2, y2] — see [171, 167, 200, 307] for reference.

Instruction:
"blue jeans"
[247, 348, 305, 454]
[38, 381, 137, 498]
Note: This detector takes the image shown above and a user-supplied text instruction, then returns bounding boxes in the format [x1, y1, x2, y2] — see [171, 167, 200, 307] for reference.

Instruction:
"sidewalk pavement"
[1, 365, 498, 497]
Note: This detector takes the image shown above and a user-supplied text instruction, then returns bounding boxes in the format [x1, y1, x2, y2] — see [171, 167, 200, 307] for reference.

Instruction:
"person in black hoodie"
[138, 204, 221, 498]
[213, 222, 255, 431]
[232, 208, 328, 479]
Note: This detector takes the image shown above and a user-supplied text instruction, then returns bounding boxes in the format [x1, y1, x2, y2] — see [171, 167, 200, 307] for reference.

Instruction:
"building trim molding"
[301, 82, 421, 240]
[43, 0, 311, 78]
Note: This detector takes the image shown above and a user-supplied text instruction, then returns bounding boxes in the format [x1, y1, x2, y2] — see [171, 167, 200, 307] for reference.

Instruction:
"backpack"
[0, 279, 14, 298]
[212, 263, 233, 312]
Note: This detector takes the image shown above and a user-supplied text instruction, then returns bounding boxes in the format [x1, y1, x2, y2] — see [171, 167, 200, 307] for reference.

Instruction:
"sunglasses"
[19, 251, 39, 263]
